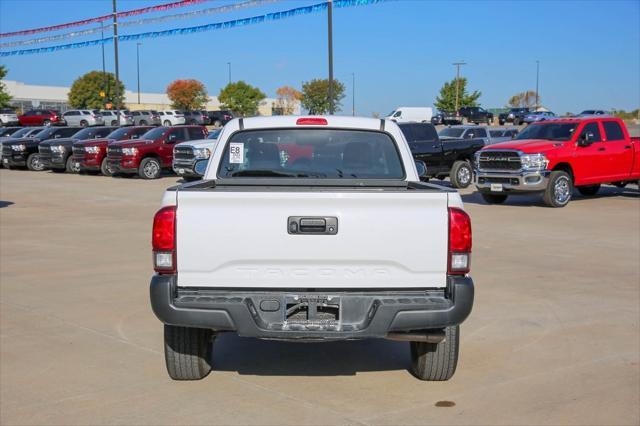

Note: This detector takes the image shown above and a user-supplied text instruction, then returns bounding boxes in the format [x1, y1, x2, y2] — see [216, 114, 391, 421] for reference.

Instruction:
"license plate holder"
[490, 183, 503, 192]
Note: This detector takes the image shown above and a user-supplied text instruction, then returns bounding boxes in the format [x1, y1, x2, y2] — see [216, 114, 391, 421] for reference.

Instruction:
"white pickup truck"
[150, 116, 474, 381]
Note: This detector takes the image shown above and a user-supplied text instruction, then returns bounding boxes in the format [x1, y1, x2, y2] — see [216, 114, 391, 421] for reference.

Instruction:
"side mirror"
[578, 132, 594, 147]
[194, 159, 208, 176]
[166, 134, 178, 143]
[414, 160, 428, 178]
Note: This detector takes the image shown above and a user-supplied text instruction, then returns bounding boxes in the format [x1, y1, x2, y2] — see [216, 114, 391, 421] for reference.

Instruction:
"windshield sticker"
[229, 143, 244, 164]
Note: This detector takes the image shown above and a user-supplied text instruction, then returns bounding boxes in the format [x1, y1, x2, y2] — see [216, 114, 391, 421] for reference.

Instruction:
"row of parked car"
[0, 124, 219, 179]
[430, 107, 609, 126]
[1, 113, 638, 207]
[0, 122, 506, 183]
[0, 108, 235, 128]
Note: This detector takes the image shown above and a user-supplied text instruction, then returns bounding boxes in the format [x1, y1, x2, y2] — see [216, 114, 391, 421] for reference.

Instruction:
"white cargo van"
[385, 107, 433, 123]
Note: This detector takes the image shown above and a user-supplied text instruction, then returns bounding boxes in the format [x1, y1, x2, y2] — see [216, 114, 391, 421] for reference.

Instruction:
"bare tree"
[508, 91, 539, 108]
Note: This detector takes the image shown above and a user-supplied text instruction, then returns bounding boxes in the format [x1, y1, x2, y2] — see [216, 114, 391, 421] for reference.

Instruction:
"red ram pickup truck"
[474, 116, 640, 207]
[72, 126, 153, 176]
[107, 125, 207, 179]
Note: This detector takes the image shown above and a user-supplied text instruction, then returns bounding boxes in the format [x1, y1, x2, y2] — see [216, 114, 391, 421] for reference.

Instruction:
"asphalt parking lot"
[0, 169, 638, 425]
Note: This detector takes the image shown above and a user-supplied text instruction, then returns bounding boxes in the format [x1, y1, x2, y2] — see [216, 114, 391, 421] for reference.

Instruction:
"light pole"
[112, 0, 120, 108]
[227, 62, 231, 85]
[327, 0, 334, 115]
[136, 43, 142, 104]
[100, 22, 107, 108]
[351, 72, 355, 116]
[452, 61, 466, 113]
[535, 60, 540, 110]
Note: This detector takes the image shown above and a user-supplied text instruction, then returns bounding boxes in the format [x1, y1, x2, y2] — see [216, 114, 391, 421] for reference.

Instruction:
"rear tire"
[43, 119, 51, 127]
[480, 192, 508, 204]
[450, 160, 473, 188]
[410, 326, 459, 381]
[26, 153, 44, 171]
[140, 120, 148, 126]
[80, 120, 88, 127]
[139, 157, 161, 179]
[111, 120, 118, 126]
[499, 119, 505, 125]
[164, 325, 214, 381]
[577, 184, 600, 196]
[100, 158, 113, 176]
[543, 170, 572, 207]
[163, 120, 171, 127]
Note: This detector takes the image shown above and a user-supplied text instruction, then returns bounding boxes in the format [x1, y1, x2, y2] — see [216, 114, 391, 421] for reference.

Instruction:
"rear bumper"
[150, 275, 474, 340]
[475, 169, 550, 192]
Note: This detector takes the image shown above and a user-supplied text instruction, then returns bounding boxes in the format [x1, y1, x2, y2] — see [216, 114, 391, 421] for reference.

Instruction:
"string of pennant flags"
[0, 0, 208, 38]
[0, 0, 387, 57]
[0, 0, 279, 49]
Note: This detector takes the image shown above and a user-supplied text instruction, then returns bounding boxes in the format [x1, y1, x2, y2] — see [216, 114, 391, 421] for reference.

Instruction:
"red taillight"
[152, 206, 176, 274]
[296, 117, 328, 125]
[448, 207, 472, 275]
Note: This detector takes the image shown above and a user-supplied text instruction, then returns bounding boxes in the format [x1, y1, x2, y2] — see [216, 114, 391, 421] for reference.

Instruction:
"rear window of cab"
[217, 128, 405, 179]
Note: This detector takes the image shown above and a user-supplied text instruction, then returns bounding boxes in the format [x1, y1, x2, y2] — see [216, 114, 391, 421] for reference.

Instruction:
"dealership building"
[3, 80, 299, 116]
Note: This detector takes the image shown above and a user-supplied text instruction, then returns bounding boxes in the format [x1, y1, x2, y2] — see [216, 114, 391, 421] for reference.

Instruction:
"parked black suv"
[399, 122, 485, 188]
[498, 107, 530, 125]
[39, 126, 117, 173]
[2, 127, 81, 171]
[207, 110, 234, 127]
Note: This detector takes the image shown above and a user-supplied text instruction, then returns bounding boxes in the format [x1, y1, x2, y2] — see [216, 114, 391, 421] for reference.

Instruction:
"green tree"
[218, 81, 265, 116]
[301, 79, 345, 114]
[508, 91, 538, 108]
[434, 77, 481, 112]
[68, 71, 125, 109]
[0, 65, 13, 108]
[167, 79, 209, 110]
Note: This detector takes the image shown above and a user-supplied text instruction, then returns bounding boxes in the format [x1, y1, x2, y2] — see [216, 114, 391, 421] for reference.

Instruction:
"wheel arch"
[552, 162, 574, 182]
[142, 152, 162, 162]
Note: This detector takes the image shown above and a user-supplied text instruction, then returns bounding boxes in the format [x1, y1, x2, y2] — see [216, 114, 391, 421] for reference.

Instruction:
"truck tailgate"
[175, 189, 448, 289]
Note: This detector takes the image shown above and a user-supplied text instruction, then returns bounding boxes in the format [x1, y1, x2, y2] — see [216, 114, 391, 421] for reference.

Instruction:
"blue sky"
[1, 0, 639, 115]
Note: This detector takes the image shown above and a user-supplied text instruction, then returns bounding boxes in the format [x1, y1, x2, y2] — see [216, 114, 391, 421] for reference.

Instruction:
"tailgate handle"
[288, 217, 338, 235]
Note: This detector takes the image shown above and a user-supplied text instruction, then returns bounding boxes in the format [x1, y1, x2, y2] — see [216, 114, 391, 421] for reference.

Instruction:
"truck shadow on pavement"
[212, 333, 411, 376]
[461, 184, 639, 208]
